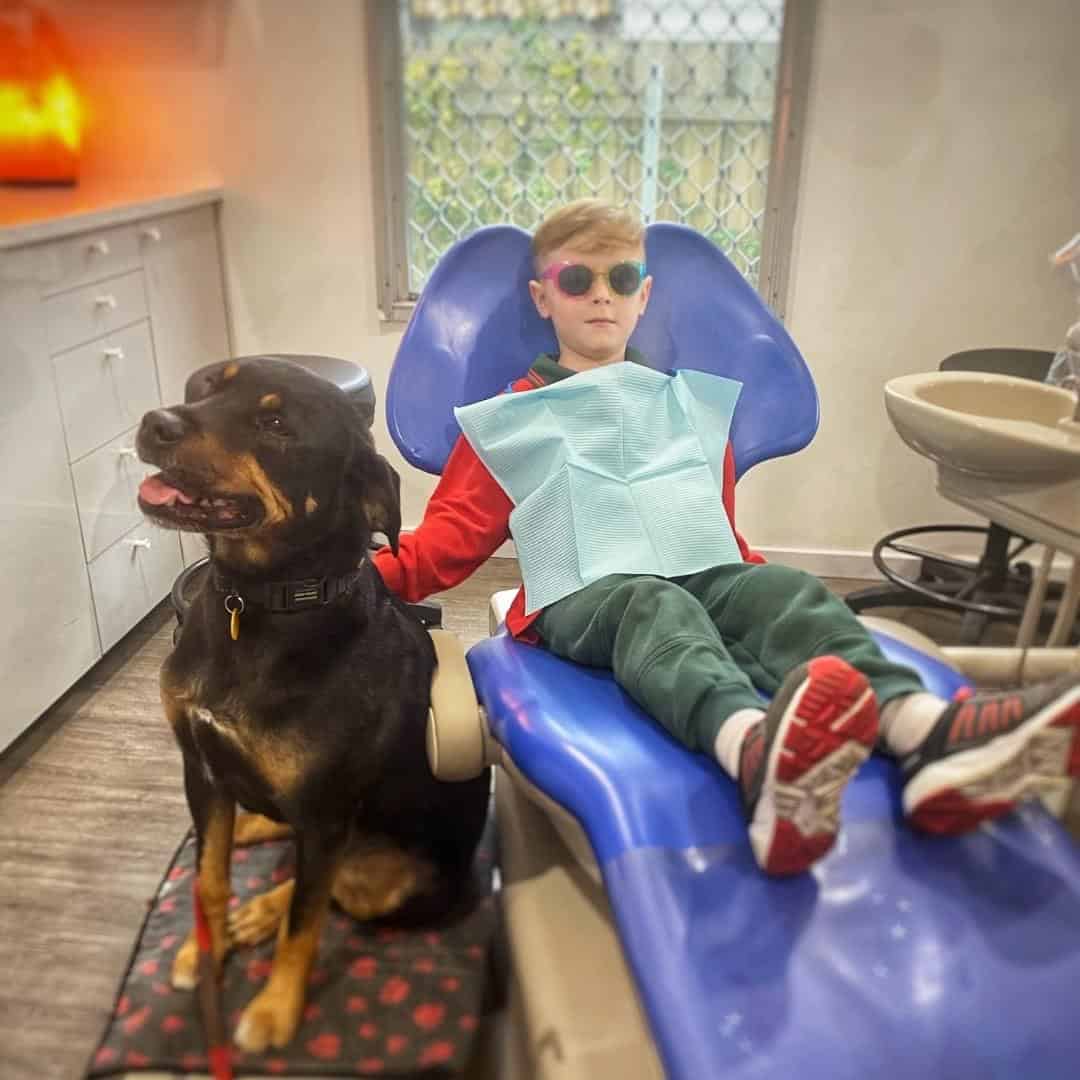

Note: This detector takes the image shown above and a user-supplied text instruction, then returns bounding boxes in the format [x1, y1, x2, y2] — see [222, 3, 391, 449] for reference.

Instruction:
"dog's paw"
[234, 986, 302, 1052]
[227, 881, 293, 947]
[171, 933, 200, 990]
[171, 927, 232, 989]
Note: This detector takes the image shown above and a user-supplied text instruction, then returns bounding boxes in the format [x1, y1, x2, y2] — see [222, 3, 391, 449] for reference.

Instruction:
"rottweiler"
[136, 356, 490, 1052]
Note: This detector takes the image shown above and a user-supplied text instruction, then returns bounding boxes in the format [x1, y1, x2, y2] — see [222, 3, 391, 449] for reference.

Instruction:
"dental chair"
[388, 224, 1080, 1079]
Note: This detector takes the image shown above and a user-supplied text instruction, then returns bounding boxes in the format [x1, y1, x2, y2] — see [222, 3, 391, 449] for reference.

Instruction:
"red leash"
[193, 877, 234, 1080]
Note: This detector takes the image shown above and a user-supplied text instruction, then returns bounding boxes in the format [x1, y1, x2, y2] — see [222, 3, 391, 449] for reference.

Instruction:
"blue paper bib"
[455, 363, 744, 614]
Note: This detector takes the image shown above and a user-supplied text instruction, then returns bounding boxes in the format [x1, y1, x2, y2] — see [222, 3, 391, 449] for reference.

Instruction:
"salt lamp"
[0, 2, 84, 185]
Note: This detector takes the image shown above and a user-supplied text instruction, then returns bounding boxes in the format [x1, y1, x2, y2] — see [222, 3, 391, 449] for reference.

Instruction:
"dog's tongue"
[139, 474, 194, 506]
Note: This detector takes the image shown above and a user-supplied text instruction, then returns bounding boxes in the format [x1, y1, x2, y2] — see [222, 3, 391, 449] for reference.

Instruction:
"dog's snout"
[140, 408, 189, 448]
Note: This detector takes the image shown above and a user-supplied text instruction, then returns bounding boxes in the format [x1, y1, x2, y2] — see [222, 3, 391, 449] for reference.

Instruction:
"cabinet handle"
[87, 238, 110, 256]
[103, 347, 125, 362]
[114, 446, 137, 458]
[94, 294, 118, 310]
[124, 537, 152, 551]
[139, 226, 162, 243]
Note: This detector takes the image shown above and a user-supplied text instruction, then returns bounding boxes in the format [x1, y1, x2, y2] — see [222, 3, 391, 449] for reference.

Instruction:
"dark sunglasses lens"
[608, 262, 643, 295]
[558, 264, 594, 296]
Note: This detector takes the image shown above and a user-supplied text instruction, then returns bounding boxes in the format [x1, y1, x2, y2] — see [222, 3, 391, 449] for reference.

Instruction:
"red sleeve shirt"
[372, 371, 764, 642]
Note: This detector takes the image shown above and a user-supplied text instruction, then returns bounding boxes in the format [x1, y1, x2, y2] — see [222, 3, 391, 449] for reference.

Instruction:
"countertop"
[0, 181, 225, 250]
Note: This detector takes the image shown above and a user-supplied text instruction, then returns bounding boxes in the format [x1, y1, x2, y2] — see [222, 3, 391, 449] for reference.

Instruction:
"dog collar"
[212, 564, 366, 640]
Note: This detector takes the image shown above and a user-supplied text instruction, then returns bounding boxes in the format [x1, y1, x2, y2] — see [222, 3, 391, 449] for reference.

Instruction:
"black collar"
[212, 563, 367, 614]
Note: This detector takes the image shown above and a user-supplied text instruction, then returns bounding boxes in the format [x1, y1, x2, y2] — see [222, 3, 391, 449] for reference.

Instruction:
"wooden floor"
[1, 563, 1074, 1078]
[0, 559, 522, 1080]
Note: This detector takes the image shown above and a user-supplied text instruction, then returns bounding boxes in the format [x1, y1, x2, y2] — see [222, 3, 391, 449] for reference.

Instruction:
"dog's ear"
[360, 453, 402, 555]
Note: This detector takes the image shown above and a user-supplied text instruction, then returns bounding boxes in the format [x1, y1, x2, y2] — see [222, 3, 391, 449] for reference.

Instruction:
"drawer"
[88, 523, 183, 653]
[70, 427, 147, 561]
[43, 269, 148, 356]
[38, 224, 143, 297]
[54, 321, 161, 462]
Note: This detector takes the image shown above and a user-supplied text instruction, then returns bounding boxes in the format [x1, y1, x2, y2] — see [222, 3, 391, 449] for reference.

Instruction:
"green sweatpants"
[533, 563, 926, 756]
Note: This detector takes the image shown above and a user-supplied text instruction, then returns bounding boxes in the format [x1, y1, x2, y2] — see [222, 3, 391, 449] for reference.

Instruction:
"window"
[372, 0, 812, 320]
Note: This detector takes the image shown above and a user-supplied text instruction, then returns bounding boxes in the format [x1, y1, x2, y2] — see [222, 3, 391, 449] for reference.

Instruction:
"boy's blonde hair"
[532, 198, 644, 265]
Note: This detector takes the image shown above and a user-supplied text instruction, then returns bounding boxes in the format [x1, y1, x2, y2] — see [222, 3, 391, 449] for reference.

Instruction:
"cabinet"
[0, 198, 230, 751]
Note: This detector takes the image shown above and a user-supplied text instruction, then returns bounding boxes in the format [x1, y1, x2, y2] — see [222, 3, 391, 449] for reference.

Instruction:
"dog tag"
[224, 595, 245, 642]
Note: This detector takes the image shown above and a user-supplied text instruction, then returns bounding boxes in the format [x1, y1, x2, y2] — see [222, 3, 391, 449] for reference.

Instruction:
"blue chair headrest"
[387, 222, 819, 479]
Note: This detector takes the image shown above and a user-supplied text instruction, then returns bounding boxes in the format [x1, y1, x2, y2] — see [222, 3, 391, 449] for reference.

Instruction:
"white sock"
[879, 692, 948, 756]
[713, 708, 766, 779]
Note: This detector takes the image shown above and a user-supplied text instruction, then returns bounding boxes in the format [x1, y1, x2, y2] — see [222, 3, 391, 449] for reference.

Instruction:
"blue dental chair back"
[388, 223, 818, 478]
[385, 225, 1080, 1080]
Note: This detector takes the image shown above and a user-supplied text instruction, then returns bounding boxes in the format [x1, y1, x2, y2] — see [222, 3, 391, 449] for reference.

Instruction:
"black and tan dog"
[136, 356, 489, 1052]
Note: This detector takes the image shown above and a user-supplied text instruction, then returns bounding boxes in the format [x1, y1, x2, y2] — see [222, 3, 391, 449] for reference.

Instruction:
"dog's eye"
[256, 413, 291, 436]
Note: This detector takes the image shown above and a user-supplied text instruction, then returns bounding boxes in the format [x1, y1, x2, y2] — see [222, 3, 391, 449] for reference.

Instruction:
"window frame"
[368, 0, 817, 325]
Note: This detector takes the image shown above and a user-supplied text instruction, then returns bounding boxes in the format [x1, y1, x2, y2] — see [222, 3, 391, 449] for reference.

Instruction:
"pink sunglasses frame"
[538, 260, 649, 297]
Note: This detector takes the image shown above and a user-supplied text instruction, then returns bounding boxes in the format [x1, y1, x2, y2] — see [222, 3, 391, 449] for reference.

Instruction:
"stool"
[184, 353, 376, 426]
[169, 355, 441, 636]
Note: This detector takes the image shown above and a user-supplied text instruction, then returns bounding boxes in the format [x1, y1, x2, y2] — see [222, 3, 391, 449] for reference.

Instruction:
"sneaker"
[902, 674, 1080, 834]
[740, 655, 879, 876]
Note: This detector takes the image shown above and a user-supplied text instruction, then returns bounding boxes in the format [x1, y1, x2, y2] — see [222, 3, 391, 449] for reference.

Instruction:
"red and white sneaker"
[901, 674, 1080, 834]
[739, 656, 879, 876]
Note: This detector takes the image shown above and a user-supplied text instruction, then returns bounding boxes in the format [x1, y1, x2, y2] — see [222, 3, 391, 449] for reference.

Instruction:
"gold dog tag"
[224, 595, 245, 642]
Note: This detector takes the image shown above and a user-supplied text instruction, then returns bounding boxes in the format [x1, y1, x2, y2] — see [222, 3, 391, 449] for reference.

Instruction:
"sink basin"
[885, 371, 1080, 485]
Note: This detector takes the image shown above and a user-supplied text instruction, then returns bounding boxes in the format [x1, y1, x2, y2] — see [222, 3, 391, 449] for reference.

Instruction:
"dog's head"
[136, 357, 399, 570]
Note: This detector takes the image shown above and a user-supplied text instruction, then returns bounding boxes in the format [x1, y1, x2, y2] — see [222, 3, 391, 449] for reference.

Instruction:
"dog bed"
[85, 823, 497, 1078]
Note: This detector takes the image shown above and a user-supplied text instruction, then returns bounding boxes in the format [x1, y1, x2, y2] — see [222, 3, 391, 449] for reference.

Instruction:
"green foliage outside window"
[402, 13, 776, 291]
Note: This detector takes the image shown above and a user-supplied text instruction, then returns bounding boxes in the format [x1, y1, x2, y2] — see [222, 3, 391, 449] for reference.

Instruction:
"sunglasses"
[539, 260, 648, 298]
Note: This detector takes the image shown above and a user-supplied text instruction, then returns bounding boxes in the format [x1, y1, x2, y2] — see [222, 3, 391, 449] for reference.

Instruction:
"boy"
[374, 199, 1080, 876]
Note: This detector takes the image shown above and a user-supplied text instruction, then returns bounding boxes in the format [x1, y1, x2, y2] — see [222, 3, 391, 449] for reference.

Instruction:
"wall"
[20, 1, 226, 205]
[361, 0, 1077, 557]
[734, 0, 1079, 562]
[45, 0, 1074, 561]
[212, 0, 432, 524]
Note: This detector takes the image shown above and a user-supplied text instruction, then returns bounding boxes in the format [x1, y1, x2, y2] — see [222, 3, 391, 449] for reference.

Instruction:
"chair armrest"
[426, 629, 498, 780]
[488, 588, 518, 636]
[405, 599, 443, 627]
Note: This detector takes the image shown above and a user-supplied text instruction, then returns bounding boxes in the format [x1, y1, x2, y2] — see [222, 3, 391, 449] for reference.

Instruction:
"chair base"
[494, 771, 663, 1080]
[846, 522, 1075, 645]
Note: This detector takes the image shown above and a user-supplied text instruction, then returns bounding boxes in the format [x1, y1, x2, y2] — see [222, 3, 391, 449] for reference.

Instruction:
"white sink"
[885, 371, 1080, 486]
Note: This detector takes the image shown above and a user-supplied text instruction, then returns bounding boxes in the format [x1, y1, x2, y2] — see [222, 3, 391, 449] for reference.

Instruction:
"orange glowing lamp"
[0, 4, 84, 185]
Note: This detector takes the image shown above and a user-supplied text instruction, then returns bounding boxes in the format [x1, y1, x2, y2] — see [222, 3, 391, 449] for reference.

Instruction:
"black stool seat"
[184, 354, 376, 428]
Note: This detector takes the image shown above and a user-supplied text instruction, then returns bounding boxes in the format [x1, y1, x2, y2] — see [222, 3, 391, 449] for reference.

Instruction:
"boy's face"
[528, 242, 652, 367]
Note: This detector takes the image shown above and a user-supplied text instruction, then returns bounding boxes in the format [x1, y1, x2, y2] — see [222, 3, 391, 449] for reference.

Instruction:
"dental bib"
[455, 362, 743, 614]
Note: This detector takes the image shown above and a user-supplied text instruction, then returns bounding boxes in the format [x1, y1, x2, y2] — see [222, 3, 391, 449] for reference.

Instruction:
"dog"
[136, 356, 490, 1052]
